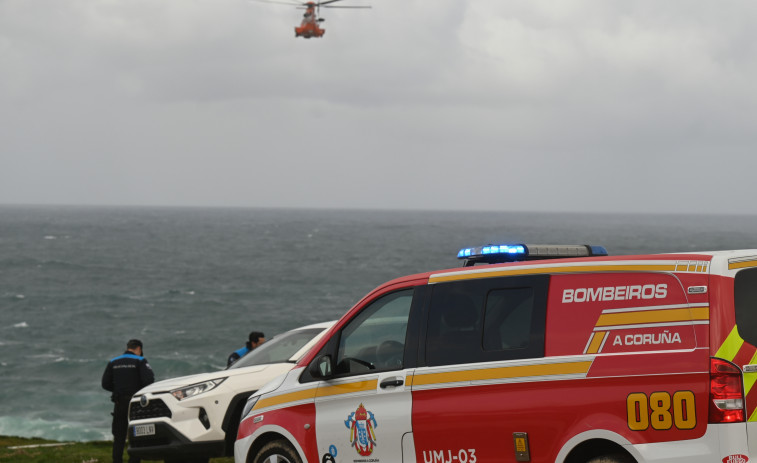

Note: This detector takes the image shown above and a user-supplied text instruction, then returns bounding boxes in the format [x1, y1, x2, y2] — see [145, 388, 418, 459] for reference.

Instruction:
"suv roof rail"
[457, 244, 609, 267]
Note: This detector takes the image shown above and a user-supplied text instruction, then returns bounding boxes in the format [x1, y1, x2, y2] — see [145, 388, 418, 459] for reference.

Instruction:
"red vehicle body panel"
[237, 401, 324, 462]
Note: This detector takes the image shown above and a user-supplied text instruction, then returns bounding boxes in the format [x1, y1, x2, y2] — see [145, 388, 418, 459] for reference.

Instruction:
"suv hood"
[135, 363, 278, 395]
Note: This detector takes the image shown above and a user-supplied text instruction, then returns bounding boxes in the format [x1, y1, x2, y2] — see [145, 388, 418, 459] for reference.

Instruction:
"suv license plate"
[133, 424, 155, 437]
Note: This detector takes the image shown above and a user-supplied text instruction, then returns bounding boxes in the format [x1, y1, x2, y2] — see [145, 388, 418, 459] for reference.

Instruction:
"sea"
[2, 205, 757, 442]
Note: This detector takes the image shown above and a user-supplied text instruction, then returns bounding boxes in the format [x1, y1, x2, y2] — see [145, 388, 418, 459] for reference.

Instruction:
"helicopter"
[254, 0, 371, 39]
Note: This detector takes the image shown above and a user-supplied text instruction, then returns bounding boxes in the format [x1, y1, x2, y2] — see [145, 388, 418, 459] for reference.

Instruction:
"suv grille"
[129, 398, 172, 420]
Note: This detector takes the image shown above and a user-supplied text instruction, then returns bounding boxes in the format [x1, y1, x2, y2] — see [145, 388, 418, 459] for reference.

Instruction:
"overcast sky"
[1, 0, 756, 214]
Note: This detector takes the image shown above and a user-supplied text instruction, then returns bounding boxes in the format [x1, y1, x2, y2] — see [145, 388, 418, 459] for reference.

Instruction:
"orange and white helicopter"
[254, 0, 371, 38]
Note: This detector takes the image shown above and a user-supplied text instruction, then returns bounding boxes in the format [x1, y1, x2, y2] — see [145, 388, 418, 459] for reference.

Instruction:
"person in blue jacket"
[227, 331, 265, 367]
[102, 339, 154, 463]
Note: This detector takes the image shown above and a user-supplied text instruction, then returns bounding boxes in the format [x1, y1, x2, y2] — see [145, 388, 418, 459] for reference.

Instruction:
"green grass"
[0, 436, 234, 463]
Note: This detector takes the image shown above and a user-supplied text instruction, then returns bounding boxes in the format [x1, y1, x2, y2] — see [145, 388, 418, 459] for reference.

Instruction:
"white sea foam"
[13, 321, 28, 328]
[44, 235, 57, 240]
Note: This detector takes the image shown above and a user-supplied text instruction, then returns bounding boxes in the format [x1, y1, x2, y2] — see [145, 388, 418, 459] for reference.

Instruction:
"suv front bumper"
[128, 421, 225, 460]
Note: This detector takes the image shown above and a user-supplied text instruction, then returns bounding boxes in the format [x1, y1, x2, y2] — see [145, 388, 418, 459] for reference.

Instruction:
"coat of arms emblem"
[344, 403, 377, 456]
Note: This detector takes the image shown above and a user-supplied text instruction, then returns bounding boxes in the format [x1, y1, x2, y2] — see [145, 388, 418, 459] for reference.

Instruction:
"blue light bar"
[590, 245, 609, 256]
[457, 245, 527, 258]
[457, 243, 608, 266]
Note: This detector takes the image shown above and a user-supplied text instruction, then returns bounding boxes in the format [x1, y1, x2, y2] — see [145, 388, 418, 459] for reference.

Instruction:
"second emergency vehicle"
[234, 244, 757, 463]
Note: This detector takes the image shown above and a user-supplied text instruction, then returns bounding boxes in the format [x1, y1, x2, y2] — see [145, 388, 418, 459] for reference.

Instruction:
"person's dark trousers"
[112, 396, 140, 463]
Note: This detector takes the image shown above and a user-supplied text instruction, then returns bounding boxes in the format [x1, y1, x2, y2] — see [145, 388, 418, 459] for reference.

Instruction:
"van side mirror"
[309, 355, 332, 379]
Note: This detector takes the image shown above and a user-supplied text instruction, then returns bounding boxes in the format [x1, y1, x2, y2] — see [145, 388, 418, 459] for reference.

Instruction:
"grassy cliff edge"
[0, 436, 234, 463]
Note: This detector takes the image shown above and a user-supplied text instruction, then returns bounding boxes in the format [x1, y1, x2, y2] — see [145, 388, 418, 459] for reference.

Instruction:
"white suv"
[127, 321, 333, 463]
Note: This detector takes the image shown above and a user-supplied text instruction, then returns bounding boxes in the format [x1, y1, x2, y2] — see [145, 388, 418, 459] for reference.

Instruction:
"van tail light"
[709, 358, 745, 423]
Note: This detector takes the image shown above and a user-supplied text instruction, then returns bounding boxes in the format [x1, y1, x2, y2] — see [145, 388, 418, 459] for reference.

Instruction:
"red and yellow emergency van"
[234, 244, 757, 463]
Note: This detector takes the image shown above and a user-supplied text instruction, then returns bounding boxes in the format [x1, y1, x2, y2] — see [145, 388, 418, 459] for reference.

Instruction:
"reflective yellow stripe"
[743, 351, 757, 397]
[413, 361, 592, 386]
[429, 264, 677, 284]
[253, 379, 379, 411]
[315, 379, 377, 398]
[595, 306, 709, 327]
[254, 388, 317, 411]
[715, 326, 744, 361]
[745, 372, 757, 398]
[586, 332, 606, 354]
[405, 374, 414, 387]
[689, 306, 710, 320]
[729, 259, 757, 270]
[749, 407, 757, 422]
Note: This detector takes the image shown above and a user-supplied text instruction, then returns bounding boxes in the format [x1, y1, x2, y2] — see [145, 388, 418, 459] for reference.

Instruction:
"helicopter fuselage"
[295, 5, 325, 38]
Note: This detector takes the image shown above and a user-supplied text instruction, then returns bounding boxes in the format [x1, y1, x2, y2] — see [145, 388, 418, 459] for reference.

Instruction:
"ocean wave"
[13, 321, 28, 328]
[30, 352, 62, 360]
[0, 416, 110, 442]
[0, 257, 42, 268]
[166, 289, 197, 296]
[40, 260, 92, 271]
[0, 257, 88, 272]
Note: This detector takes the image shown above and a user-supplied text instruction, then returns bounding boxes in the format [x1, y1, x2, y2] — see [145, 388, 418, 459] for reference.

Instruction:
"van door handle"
[380, 378, 404, 388]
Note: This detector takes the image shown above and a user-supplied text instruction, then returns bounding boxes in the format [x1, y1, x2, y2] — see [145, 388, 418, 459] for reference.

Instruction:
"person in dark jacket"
[227, 331, 265, 367]
[102, 339, 154, 463]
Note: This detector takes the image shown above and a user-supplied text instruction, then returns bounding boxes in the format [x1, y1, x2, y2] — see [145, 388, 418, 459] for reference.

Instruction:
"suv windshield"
[227, 327, 325, 370]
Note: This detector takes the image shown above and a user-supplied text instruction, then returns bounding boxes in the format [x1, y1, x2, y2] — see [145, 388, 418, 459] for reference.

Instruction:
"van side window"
[483, 288, 534, 351]
[335, 289, 414, 376]
[425, 275, 548, 367]
[735, 268, 757, 347]
[426, 289, 482, 366]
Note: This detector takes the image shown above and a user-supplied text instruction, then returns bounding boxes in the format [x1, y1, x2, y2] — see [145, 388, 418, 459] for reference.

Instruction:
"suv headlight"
[170, 378, 226, 401]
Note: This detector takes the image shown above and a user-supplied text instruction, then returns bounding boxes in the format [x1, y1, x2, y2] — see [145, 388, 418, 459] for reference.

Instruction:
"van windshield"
[227, 328, 325, 370]
[735, 268, 757, 347]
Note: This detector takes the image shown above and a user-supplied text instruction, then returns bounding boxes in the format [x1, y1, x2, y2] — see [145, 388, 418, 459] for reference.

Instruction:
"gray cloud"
[2, 0, 757, 213]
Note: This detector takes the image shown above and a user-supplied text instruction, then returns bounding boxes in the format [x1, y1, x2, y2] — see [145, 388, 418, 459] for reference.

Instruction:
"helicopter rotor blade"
[317, 0, 371, 9]
[249, 0, 306, 6]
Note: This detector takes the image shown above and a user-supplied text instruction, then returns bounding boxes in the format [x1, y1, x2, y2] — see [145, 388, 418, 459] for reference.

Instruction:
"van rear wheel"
[586, 454, 635, 463]
[253, 439, 302, 463]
